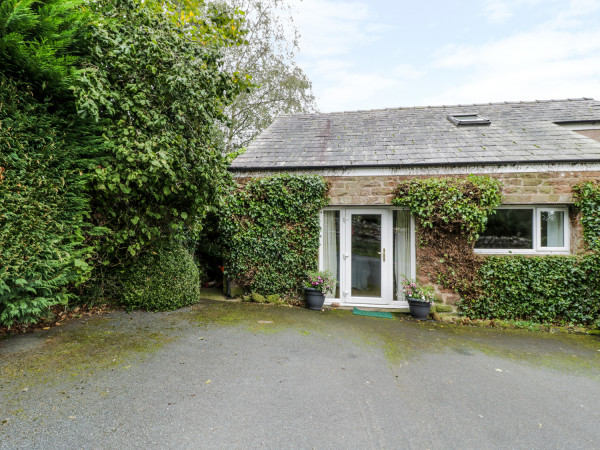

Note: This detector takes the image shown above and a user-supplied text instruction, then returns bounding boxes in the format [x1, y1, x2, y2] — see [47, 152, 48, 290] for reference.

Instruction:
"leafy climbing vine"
[220, 174, 329, 301]
[392, 175, 502, 295]
[393, 175, 600, 326]
[573, 180, 600, 252]
[393, 175, 503, 240]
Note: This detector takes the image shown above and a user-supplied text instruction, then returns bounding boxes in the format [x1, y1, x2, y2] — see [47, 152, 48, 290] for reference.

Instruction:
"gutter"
[228, 158, 600, 173]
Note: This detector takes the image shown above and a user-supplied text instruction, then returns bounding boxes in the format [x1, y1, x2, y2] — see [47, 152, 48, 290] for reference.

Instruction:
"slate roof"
[230, 98, 600, 171]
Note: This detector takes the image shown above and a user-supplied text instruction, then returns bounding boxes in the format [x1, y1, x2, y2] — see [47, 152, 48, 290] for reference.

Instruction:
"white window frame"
[474, 205, 570, 255]
[536, 207, 569, 252]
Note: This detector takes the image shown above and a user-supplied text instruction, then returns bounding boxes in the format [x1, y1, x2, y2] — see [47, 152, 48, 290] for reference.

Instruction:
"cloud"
[293, 0, 382, 58]
[483, 0, 515, 23]
[428, 2, 600, 105]
[292, 0, 425, 112]
[291, 0, 600, 112]
[481, 0, 561, 24]
[318, 71, 403, 112]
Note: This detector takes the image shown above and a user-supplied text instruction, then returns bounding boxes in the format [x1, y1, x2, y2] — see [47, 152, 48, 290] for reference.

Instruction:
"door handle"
[377, 249, 386, 262]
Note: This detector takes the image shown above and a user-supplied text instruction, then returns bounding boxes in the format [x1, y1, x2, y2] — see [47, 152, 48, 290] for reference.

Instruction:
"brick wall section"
[326, 170, 600, 255]
[576, 129, 600, 142]
[235, 170, 598, 306]
[326, 171, 600, 206]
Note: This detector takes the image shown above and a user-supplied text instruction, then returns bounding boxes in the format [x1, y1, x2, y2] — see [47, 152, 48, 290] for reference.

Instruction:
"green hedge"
[0, 78, 95, 327]
[220, 174, 329, 299]
[120, 241, 200, 311]
[461, 255, 600, 326]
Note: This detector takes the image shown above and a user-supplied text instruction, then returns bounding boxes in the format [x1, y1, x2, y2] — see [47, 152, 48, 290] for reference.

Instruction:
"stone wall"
[234, 169, 598, 307]
[326, 171, 600, 206]
[325, 170, 600, 256]
[322, 170, 600, 305]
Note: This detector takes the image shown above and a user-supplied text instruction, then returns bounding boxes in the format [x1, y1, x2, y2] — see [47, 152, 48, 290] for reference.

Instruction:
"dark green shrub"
[0, 1, 100, 327]
[573, 181, 600, 251]
[0, 78, 96, 327]
[75, 0, 248, 260]
[120, 241, 200, 311]
[461, 254, 600, 326]
[220, 174, 329, 300]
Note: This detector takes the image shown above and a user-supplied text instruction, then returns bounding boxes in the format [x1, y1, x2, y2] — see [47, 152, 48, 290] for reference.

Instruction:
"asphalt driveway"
[1, 299, 600, 449]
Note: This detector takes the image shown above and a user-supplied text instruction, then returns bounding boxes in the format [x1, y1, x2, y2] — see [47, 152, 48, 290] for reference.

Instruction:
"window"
[475, 206, 569, 253]
[447, 113, 491, 126]
[321, 210, 340, 298]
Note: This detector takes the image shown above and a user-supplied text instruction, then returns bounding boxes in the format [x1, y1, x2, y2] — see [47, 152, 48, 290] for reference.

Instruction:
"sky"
[290, 0, 600, 113]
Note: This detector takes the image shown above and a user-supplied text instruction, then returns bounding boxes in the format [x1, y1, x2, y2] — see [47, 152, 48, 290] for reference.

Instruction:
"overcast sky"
[291, 0, 600, 113]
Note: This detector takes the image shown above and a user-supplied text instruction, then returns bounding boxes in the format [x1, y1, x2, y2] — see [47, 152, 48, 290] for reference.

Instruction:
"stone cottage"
[230, 98, 600, 309]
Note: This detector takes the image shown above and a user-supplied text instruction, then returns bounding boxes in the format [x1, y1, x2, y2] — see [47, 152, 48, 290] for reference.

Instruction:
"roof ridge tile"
[301, 98, 596, 116]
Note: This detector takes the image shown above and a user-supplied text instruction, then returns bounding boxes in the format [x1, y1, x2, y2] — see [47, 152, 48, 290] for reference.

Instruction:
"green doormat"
[352, 308, 394, 319]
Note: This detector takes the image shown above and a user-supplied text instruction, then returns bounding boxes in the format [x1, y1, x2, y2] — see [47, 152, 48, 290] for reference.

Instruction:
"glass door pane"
[351, 214, 382, 298]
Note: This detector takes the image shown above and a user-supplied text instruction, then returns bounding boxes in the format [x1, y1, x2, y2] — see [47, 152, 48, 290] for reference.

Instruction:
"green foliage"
[0, 78, 95, 326]
[0, 0, 100, 327]
[74, 0, 250, 260]
[120, 240, 200, 311]
[221, 174, 329, 299]
[0, 0, 91, 101]
[391, 175, 600, 327]
[573, 181, 600, 252]
[392, 175, 503, 240]
[461, 255, 600, 326]
[215, 0, 317, 152]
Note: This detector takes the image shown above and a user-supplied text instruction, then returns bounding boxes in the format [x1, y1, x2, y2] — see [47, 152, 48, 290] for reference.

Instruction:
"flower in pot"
[400, 278, 435, 320]
[304, 270, 336, 311]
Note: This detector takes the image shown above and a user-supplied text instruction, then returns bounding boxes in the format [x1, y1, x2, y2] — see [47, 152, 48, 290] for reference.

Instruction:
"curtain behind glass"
[322, 211, 340, 298]
[393, 210, 411, 301]
[541, 211, 564, 247]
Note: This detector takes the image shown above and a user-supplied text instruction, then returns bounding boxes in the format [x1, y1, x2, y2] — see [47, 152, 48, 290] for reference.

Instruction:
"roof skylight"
[447, 113, 491, 126]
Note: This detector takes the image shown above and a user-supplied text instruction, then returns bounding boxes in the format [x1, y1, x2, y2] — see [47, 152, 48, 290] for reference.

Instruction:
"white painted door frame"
[320, 207, 415, 308]
[342, 208, 392, 305]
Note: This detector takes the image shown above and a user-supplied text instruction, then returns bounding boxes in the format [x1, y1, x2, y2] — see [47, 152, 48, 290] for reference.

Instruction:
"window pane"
[322, 211, 340, 298]
[475, 209, 533, 249]
[393, 210, 411, 301]
[541, 211, 565, 247]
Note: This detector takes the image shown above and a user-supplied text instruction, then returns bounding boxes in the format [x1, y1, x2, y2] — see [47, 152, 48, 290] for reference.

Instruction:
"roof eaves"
[229, 157, 600, 172]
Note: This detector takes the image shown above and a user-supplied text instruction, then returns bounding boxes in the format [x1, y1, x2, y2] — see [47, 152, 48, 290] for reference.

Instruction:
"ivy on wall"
[392, 175, 502, 294]
[220, 174, 329, 300]
[573, 180, 600, 252]
[392, 175, 503, 240]
[394, 175, 600, 327]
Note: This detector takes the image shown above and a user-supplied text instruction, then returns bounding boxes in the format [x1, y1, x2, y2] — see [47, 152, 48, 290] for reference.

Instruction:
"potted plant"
[304, 270, 336, 310]
[401, 278, 435, 320]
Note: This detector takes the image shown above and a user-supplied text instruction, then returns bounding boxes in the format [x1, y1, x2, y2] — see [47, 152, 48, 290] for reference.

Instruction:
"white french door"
[320, 208, 414, 308]
[343, 209, 393, 305]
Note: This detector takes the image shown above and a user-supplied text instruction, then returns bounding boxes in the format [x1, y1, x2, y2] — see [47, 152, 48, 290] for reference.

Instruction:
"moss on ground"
[2, 299, 599, 395]
[0, 317, 174, 391]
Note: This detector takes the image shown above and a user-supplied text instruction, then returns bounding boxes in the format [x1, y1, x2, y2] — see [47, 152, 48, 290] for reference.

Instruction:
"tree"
[0, 0, 99, 326]
[74, 0, 250, 261]
[214, 0, 317, 152]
